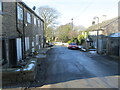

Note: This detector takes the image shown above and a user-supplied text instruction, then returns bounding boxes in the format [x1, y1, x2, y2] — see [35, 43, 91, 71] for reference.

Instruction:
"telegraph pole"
[71, 18, 73, 31]
[93, 16, 99, 54]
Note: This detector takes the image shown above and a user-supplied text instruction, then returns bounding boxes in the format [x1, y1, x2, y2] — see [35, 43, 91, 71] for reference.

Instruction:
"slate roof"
[85, 17, 118, 31]
[109, 32, 120, 37]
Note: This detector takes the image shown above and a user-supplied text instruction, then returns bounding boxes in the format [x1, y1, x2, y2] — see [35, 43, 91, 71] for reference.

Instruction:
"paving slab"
[37, 76, 119, 88]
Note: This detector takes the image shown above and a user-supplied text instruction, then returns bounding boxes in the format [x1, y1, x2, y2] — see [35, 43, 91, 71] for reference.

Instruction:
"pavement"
[3, 76, 119, 89]
[38, 76, 119, 88]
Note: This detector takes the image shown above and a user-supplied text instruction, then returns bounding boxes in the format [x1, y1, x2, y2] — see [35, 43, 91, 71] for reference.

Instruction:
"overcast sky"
[22, 0, 119, 28]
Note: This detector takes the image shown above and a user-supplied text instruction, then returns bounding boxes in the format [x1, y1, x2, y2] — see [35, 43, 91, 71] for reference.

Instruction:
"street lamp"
[93, 16, 99, 54]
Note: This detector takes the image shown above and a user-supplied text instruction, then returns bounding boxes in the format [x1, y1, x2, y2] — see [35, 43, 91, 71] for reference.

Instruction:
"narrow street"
[1, 0, 120, 89]
[30, 45, 119, 88]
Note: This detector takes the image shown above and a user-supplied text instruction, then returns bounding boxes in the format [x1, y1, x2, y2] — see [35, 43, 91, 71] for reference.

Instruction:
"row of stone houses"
[0, 1, 45, 68]
[82, 17, 120, 59]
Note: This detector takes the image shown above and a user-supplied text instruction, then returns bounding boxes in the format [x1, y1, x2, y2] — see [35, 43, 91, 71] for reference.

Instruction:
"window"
[17, 5, 23, 20]
[36, 35, 39, 45]
[38, 20, 41, 27]
[27, 12, 31, 23]
[34, 17, 36, 25]
[41, 21, 44, 30]
[39, 45, 41, 49]
[0, 1, 2, 12]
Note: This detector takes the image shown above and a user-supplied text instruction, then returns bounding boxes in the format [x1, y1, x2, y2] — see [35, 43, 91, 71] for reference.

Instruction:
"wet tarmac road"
[2, 45, 119, 89]
[42, 45, 119, 85]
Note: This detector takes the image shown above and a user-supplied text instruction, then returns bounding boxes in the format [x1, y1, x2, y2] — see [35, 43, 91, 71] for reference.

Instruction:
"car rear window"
[69, 43, 76, 45]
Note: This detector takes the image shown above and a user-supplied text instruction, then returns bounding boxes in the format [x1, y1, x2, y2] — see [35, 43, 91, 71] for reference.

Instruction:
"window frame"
[36, 35, 39, 45]
[34, 17, 36, 25]
[38, 19, 41, 27]
[0, 1, 2, 13]
[17, 5, 23, 21]
[27, 12, 31, 24]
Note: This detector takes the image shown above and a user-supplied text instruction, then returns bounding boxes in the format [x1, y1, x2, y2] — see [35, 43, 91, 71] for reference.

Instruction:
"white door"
[32, 41, 35, 52]
[25, 37, 30, 51]
[16, 38, 22, 61]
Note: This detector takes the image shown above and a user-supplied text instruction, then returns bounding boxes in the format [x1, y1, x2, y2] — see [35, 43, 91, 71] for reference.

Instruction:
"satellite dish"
[32, 6, 36, 10]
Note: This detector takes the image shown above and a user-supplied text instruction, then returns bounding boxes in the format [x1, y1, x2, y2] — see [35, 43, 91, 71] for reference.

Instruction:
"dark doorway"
[9, 39, 17, 67]
[2, 39, 7, 65]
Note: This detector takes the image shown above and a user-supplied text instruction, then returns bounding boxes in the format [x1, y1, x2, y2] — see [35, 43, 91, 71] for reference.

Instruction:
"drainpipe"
[16, 2, 24, 61]
[118, 37, 120, 60]
[15, 2, 20, 66]
[22, 6, 26, 60]
[16, 2, 26, 61]
[43, 22, 44, 48]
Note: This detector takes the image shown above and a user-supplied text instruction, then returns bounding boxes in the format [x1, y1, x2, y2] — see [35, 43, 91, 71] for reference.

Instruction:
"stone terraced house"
[82, 17, 120, 59]
[0, 1, 47, 84]
[0, 1, 45, 68]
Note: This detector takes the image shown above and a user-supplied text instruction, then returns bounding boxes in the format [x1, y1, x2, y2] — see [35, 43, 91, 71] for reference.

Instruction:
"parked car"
[81, 47, 87, 52]
[77, 45, 82, 49]
[68, 43, 78, 49]
[54, 42, 62, 45]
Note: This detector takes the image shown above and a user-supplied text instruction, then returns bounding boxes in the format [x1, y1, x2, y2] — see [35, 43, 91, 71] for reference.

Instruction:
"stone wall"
[106, 37, 120, 58]
[2, 2, 18, 38]
[1, 2, 44, 67]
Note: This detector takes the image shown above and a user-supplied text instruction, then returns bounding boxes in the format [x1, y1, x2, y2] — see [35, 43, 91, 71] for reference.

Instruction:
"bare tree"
[38, 6, 60, 41]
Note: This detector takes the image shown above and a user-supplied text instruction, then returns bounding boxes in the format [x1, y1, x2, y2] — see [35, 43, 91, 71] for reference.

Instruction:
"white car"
[54, 42, 62, 45]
